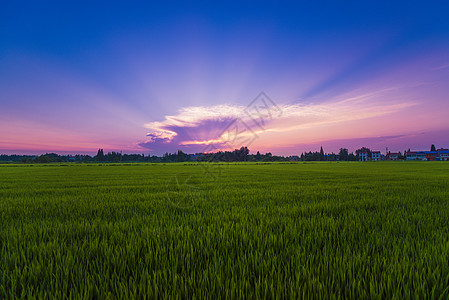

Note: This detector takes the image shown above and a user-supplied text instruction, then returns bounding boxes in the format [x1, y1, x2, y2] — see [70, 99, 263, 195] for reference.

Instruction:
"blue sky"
[1, 1, 449, 155]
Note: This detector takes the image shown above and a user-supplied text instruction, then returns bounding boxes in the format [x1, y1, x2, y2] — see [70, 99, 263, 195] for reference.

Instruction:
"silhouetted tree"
[339, 148, 349, 161]
[348, 153, 357, 161]
[355, 147, 372, 158]
[177, 150, 186, 162]
[95, 149, 105, 161]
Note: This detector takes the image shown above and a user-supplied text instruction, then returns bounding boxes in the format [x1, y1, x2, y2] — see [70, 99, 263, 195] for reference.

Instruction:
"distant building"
[388, 153, 399, 160]
[426, 151, 437, 161]
[416, 151, 427, 160]
[437, 149, 449, 161]
[406, 151, 417, 160]
[359, 151, 368, 161]
[371, 151, 381, 161]
[366, 147, 449, 161]
[439, 150, 449, 161]
[405, 150, 449, 161]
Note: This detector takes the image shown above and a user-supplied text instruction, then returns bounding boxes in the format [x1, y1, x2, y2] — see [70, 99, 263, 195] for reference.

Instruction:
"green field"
[1, 162, 449, 298]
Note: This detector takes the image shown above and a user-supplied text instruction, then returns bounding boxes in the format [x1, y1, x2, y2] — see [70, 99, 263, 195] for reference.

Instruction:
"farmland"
[1, 162, 449, 298]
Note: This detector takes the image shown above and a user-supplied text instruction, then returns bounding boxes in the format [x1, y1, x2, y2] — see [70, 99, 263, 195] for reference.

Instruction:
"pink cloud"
[140, 86, 425, 154]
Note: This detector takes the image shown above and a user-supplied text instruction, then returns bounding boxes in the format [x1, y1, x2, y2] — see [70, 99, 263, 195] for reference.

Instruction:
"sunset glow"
[1, 2, 448, 155]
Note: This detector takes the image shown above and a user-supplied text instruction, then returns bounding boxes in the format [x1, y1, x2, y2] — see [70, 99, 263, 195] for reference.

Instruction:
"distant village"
[358, 148, 449, 161]
[1, 145, 448, 163]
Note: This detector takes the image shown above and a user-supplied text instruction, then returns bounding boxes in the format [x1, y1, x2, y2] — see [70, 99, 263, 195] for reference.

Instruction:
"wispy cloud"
[140, 88, 418, 153]
[431, 62, 449, 71]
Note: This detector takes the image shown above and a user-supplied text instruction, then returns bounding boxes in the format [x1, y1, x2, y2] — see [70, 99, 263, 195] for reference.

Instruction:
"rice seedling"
[1, 162, 448, 298]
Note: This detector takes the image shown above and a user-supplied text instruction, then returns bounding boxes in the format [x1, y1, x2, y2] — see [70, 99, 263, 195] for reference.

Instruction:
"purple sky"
[1, 2, 449, 155]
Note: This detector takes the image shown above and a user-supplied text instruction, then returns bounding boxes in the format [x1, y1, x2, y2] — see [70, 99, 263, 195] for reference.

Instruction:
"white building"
[359, 151, 368, 161]
[406, 152, 417, 160]
[372, 151, 381, 161]
[388, 153, 399, 160]
[416, 152, 427, 160]
[438, 150, 449, 161]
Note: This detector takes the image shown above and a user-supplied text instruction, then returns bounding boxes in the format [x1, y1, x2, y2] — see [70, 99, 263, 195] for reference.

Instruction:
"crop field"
[1, 162, 449, 298]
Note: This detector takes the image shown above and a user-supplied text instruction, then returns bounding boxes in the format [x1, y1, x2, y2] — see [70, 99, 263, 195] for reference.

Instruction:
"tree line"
[1, 147, 280, 163]
[0, 144, 441, 163]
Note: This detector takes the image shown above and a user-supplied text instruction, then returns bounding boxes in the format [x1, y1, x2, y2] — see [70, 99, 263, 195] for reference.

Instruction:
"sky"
[1, 1, 449, 155]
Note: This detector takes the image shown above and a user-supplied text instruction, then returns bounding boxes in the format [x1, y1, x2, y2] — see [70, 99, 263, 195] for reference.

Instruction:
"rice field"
[1, 162, 449, 298]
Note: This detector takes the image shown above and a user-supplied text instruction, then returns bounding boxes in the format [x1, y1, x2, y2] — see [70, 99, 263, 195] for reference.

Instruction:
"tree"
[177, 150, 186, 162]
[355, 147, 372, 158]
[95, 148, 105, 161]
[235, 147, 249, 161]
[348, 152, 357, 161]
[339, 148, 349, 161]
[319, 146, 325, 161]
[431, 144, 436, 151]
[34, 153, 62, 163]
